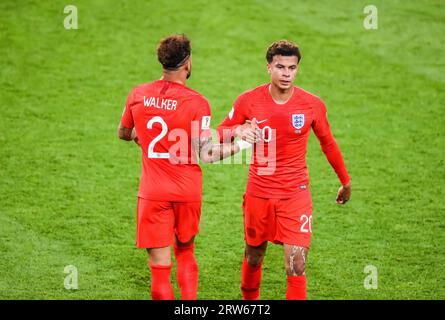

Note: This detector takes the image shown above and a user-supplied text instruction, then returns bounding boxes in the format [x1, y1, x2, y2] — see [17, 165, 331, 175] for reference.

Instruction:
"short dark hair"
[157, 34, 191, 70]
[266, 40, 301, 63]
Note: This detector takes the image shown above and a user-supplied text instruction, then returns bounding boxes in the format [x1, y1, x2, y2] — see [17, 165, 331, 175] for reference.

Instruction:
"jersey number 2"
[147, 116, 170, 159]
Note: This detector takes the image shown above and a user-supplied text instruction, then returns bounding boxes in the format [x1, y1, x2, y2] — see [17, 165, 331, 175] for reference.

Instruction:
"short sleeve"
[216, 92, 250, 142]
[228, 93, 249, 125]
[193, 97, 212, 138]
[121, 90, 135, 129]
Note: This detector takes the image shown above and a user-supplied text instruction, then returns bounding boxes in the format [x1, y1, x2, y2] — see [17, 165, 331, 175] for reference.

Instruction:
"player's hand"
[336, 183, 351, 204]
[234, 118, 261, 143]
[131, 128, 140, 146]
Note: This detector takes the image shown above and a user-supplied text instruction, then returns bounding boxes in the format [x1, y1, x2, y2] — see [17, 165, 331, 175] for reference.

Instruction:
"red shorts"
[136, 197, 201, 248]
[242, 190, 312, 247]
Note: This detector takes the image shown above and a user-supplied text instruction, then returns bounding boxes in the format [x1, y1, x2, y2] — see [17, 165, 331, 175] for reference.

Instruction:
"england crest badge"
[292, 114, 305, 129]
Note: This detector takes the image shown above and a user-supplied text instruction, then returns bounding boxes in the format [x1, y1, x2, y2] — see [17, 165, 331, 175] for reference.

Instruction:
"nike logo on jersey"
[255, 119, 268, 124]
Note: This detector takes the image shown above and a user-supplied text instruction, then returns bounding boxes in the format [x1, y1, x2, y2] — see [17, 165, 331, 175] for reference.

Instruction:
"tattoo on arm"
[192, 137, 238, 163]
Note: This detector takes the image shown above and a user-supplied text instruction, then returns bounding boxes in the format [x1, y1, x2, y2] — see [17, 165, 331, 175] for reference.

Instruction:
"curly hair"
[266, 40, 301, 63]
[157, 34, 191, 70]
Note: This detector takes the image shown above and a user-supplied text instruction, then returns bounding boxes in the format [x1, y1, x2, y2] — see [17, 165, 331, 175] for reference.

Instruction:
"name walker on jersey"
[144, 96, 178, 111]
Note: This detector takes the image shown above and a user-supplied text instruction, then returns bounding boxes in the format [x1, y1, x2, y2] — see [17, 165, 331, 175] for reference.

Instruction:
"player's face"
[267, 55, 299, 90]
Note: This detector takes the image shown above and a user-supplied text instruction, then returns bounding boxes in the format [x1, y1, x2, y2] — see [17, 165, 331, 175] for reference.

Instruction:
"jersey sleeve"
[121, 89, 135, 129]
[312, 100, 350, 185]
[193, 97, 212, 139]
[311, 100, 332, 139]
[216, 93, 249, 142]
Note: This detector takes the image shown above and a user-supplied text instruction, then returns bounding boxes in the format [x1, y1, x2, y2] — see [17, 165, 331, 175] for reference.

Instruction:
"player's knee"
[245, 250, 265, 266]
[246, 254, 263, 266]
[147, 248, 171, 266]
[175, 236, 195, 248]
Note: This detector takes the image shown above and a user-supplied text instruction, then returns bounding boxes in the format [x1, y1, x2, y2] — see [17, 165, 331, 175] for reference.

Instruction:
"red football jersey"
[217, 84, 350, 199]
[121, 80, 211, 202]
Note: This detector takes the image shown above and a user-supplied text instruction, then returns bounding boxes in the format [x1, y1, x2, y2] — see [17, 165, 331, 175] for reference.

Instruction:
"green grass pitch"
[0, 0, 444, 299]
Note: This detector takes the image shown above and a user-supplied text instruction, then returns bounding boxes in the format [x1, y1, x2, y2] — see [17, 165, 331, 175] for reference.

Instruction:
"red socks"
[242, 258, 307, 300]
[149, 244, 198, 300]
[286, 275, 307, 300]
[150, 254, 305, 300]
[149, 263, 174, 300]
[241, 257, 262, 300]
[174, 243, 198, 300]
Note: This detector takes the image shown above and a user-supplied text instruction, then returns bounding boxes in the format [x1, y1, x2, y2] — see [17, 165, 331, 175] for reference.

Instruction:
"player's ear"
[267, 64, 271, 75]
[184, 58, 192, 79]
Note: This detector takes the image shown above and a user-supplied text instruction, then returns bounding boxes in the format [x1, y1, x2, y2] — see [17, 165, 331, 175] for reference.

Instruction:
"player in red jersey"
[217, 40, 352, 300]
[118, 34, 252, 300]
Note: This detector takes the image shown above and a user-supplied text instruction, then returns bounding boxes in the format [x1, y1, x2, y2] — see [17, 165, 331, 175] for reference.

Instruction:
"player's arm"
[192, 122, 256, 164]
[118, 90, 140, 145]
[216, 94, 259, 143]
[118, 123, 140, 146]
[192, 96, 258, 163]
[312, 101, 351, 204]
[117, 123, 138, 143]
[192, 137, 239, 164]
